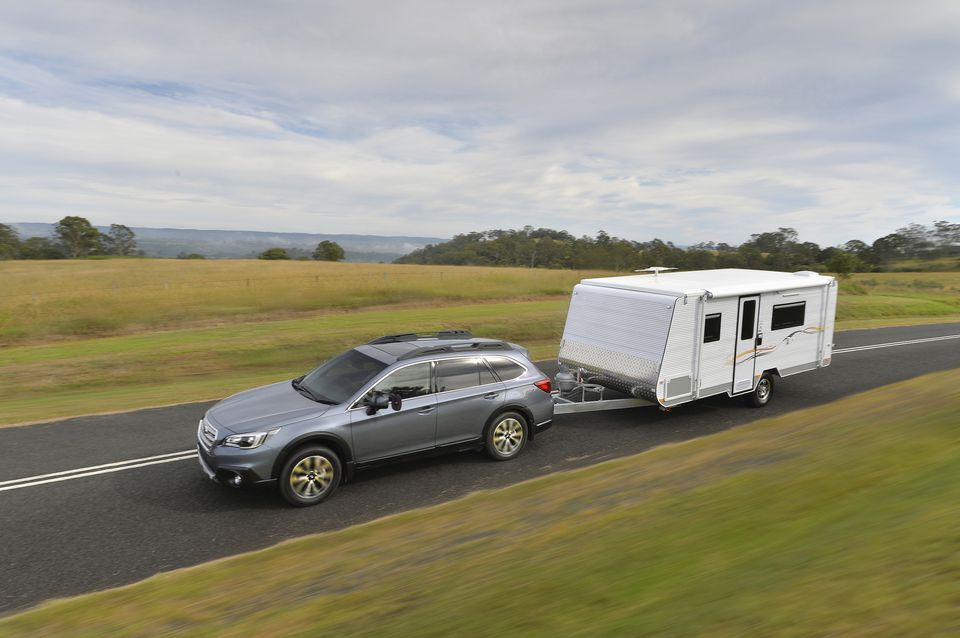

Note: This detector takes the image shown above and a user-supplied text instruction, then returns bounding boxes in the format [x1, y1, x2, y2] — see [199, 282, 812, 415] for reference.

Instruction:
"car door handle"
[417, 406, 435, 415]
[483, 392, 500, 400]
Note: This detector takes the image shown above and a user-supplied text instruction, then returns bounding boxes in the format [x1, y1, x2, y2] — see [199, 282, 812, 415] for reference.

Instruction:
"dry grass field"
[0, 260, 601, 344]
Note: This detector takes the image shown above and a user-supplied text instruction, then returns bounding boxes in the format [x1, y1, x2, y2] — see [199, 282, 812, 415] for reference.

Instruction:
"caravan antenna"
[633, 266, 677, 278]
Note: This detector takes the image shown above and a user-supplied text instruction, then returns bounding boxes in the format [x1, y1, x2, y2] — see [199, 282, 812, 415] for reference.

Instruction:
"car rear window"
[485, 356, 525, 382]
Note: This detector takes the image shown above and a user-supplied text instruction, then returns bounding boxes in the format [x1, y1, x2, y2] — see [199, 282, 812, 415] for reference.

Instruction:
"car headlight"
[222, 427, 281, 449]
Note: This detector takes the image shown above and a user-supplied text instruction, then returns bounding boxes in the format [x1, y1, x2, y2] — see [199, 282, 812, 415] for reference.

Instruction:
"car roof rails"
[396, 341, 513, 361]
[368, 329, 474, 345]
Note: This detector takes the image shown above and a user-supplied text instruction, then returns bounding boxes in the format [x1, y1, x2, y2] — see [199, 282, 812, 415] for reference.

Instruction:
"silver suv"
[197, 330, 555, 506]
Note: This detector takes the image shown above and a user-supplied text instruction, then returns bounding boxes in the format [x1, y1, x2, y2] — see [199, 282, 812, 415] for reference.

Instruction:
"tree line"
[0, 216, 348, 262]
[395, 222, 960, 274]
[0, 217, 138, 259]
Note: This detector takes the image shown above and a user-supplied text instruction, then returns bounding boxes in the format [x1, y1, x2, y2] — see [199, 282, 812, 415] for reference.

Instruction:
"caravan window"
[740, 300, 757, 340]
[703, 314, 721, 343]
[772, 301, 806, 330]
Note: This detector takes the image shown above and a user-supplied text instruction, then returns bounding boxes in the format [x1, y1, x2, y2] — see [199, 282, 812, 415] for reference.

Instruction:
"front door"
[350, 361, 437, 461]
[733, 295, 760, 393]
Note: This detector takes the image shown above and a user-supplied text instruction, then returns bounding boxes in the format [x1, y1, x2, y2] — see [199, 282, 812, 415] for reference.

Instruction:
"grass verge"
[2, 369, 958, 636]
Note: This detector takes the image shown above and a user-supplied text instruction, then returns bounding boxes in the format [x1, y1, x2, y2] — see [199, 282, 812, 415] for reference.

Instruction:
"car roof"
[356, 337, 518, 364]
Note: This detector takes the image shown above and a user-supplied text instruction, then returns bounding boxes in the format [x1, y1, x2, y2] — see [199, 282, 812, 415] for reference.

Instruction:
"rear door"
[733, 295, 760, 393]
[434, 357, 504, 446]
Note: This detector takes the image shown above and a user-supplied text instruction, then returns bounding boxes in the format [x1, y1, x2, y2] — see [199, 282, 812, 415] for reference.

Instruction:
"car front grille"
[198, 418, 218, 451]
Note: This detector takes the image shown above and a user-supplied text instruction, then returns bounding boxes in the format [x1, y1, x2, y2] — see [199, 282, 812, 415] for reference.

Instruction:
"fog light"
[228, 473, 243, 488]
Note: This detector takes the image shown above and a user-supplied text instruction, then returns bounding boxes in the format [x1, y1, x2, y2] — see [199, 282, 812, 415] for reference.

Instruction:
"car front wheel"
[279, 446, 341, 507]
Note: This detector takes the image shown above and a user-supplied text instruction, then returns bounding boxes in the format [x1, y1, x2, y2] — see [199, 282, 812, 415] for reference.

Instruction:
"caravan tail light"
[534, 378, 552, 394]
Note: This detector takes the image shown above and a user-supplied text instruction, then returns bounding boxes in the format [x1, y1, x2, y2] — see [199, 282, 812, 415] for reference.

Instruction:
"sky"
[2, 0, 959, 246]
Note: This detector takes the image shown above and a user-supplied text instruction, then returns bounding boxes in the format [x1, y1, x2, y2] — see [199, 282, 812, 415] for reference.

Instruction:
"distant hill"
[9, 223, 444, 262]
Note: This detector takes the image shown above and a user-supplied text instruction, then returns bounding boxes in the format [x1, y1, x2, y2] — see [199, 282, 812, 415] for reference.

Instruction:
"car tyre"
[748, 373, 774, 408]
[279, 445, 342, 507]
[484, 411, 529, 461]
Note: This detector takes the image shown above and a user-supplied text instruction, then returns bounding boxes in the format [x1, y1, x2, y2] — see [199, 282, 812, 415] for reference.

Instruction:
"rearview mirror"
[366, 392, 390, 415]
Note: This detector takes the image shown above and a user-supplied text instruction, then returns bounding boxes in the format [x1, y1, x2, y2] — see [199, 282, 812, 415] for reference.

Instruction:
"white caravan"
[556, 268, 838, 409]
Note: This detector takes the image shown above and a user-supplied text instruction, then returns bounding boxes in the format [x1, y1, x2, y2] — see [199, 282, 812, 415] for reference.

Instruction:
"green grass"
[831, 272, 960, 329]
[2, 369, 958, 637]
[0, 300, 569, 426]
[1, 264, 958, 426]
[889, 257, 960, 272]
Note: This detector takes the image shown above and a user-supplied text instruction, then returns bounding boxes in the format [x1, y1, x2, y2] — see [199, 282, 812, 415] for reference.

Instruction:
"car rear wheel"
[485, 411, 529, 461]
[279, 446, 341, 507]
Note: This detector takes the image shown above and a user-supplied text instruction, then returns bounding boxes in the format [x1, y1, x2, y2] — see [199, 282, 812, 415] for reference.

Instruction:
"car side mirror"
[366, 392, 390, 415]
[389, 393, 402, 412]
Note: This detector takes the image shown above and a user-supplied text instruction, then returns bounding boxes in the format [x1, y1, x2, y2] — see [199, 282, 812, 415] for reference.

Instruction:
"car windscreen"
[300, 349, 388, 405]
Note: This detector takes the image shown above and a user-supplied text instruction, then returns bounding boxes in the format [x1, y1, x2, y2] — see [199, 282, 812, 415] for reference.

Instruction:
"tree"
[104, 224, 137, 256]
[0, 223, 19, 260]
[313, 240, 345, 261]
[259, 247, 290, 260]
[932, 221, 960, 256]
[743, 228, 798, 252]
[827, 252, 861, 278]
[54, 216, 103, 258]
[871, 233, 907, 266]
[894, 223, 933, 258]
[19, 237, 65, 259]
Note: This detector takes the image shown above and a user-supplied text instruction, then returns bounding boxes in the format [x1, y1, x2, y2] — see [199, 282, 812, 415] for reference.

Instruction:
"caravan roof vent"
[793, 271, 819, 277]
[633, 266, 677, 277]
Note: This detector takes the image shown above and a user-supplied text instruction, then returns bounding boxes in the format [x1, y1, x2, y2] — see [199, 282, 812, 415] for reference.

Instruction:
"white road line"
[834, 333, 960, 354]
[0, 449, 197, 487]
[0, 453, 198, 493]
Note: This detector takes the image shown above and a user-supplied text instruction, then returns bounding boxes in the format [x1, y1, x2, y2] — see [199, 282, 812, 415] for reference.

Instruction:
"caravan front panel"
[558, 284, 676, 402]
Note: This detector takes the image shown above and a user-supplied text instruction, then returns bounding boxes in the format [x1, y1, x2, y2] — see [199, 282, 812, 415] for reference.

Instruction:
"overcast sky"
[2, 0, 959, 246]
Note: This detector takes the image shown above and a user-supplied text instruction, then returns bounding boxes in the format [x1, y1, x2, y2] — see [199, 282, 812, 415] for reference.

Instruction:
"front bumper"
[197, 442, 276, 487]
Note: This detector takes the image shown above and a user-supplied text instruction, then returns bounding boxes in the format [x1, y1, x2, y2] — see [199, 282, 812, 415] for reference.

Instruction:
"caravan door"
[733, 295, 759, 393]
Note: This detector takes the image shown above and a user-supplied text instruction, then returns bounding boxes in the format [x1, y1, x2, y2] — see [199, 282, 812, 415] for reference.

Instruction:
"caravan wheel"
[748, 374, 774, 408]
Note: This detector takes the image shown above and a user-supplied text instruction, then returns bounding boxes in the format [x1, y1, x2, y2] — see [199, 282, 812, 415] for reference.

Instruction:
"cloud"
[0, 0, 959, 245]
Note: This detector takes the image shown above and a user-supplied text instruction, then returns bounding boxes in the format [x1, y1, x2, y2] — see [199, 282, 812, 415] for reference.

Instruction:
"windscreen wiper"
[292, 377, 335, 404]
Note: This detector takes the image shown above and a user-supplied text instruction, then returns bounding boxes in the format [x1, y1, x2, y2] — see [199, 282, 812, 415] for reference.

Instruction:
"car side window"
[485, 356, 525, 382]
[436, 358, 480, 392]
[369, 362, 433, 399]
[479, 359, 499, 386]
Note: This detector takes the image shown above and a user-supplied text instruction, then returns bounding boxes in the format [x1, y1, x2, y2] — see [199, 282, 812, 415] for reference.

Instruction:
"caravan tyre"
[748, 374, 774, 408]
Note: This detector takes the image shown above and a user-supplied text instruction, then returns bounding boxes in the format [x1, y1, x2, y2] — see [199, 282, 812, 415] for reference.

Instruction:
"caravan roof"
[580, 268, 834, 299]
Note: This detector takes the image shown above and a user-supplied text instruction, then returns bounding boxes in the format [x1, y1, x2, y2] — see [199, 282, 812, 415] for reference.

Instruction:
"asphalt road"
[1, 322, 959, 615]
